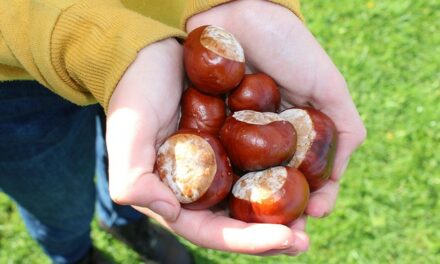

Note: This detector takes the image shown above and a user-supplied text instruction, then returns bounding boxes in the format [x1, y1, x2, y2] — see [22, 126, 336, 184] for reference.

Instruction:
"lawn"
[1, 0, 439, 263]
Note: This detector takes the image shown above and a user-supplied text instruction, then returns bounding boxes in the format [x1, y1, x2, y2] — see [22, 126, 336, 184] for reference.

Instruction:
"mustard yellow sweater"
[0, 0, 301, 111]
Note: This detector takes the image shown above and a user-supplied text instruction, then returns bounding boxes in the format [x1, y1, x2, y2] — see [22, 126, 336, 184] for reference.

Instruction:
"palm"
[181, 0, 365, 249]
[105, 37, 308, 255]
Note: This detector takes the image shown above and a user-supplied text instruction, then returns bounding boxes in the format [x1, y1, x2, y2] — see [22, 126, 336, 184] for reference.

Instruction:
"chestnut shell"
[184, 25, 245, 95]
[227, 73, 281, 112]
[179, 87, 226, 135]
[230, 166, 309, 225]
[219, 115, 297, 171]
[297, 107, 337, 191]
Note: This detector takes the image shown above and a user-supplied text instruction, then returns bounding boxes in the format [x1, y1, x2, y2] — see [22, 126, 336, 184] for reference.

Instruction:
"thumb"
[106, 107, 181, 222]
[110, 170, 181, 222]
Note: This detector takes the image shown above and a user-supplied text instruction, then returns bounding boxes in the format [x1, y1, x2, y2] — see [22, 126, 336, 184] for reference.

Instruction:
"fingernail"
[276, 235, 309, 257]
[149, 201, 178, 221]
[278, 238, 294, 249]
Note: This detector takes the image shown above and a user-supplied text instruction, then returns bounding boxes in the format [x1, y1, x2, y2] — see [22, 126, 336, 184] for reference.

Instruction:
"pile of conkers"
[156, 25, 337, 225]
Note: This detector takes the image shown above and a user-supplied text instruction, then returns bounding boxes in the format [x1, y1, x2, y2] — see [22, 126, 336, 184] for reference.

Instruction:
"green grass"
[1, 0, 439, 263]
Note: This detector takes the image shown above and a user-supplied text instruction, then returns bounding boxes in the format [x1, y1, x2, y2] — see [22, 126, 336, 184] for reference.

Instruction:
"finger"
[257, 248, 302, 257]
[255, 216, 309, 256]
[256, 229, 309, 256]
[253, 217, 311, 256]
[135, 207, 310, 255]
[288, 215, 308, 231]
[305, 180, 339, 218]
[331, 130, 365, 181]
[312, 81, 366, 181]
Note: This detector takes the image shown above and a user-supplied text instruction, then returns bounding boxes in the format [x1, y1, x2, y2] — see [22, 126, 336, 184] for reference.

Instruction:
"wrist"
[186, 0, 297, 41]
[188, 1, 274, 32]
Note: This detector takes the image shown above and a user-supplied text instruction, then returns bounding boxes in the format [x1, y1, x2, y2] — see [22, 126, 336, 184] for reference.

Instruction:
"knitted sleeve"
[0, 0, 185, 110]
[181, 0, 303, 29]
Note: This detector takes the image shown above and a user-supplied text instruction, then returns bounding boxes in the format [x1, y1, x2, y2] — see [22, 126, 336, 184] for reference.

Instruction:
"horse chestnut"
[230, 166, 309, 224]
[280, 107, 337, 191]
[179, 87, 226, 135]
[156, 130, 233, 210]
[184, 25, 245, 95]
[227, 73, 281, 112]
[219, 110, 297, 171]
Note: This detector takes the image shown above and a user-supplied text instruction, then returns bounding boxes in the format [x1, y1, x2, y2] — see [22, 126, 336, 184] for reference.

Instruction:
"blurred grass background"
[1, 0, 439, 263]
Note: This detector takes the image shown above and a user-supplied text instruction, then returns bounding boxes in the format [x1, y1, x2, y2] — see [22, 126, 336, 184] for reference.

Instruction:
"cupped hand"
[105, 37, 307, 256]
[186, 0, 366, 219]
[106, 38, 184, 221]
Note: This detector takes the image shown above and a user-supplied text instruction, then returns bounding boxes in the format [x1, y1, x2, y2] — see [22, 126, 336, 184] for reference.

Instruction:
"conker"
[156, 130, 233, 210]
[280, 107, 337, 191]
[230, 166, 309, 224]
[184, 25, 245, 95]
[227, 73, 281, 112]
[179, 87, 226, 135]
[219, 110, 297, 171]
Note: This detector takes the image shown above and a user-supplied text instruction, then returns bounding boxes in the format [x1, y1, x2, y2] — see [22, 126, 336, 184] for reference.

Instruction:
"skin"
[106, 0, 366, 257]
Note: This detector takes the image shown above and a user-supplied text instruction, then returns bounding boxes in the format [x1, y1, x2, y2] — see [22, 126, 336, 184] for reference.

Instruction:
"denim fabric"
[0, 81, 142, 264]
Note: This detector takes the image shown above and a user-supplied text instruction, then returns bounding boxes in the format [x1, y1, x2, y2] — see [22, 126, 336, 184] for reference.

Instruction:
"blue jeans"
[0, 81, 143, 264]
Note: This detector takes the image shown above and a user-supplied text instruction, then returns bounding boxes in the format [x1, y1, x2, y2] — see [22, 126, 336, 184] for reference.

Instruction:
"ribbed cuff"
[181, 0, 303, 30]
[51, 2, 185, 111]
[270, 0, 304, 20]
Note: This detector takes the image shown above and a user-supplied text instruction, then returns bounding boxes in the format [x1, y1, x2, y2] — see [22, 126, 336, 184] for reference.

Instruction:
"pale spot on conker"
[280, 109, 316, 167]
[232, 166, 287, 202]
[233, 110, 282, 125]
[157, 134, 217, 203]
[200, 25, 245, 62]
